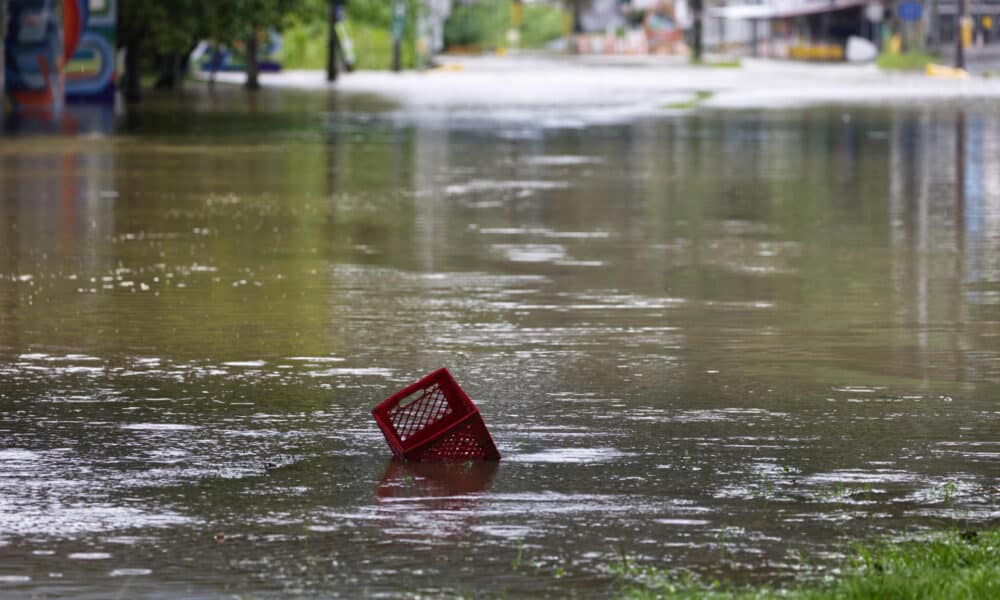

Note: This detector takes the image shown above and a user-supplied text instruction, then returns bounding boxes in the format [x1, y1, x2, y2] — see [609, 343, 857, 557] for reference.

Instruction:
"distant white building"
[709, 0, 871, 57]
[570, 0, 871, 58]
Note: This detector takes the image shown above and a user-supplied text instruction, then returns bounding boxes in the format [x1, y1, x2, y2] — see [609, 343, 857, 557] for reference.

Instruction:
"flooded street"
[1, 89, 999, 597]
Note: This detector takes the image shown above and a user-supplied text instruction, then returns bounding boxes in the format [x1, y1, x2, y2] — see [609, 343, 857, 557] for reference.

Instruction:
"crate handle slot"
[396, 388, 428, 410]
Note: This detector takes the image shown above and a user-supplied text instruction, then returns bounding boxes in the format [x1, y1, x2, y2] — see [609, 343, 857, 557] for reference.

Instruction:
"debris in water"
[372, 368, 500, 462]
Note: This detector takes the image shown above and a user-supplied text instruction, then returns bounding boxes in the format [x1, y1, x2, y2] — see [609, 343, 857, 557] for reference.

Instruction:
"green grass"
[281, 20, 405, 71]
[277, 2, 566, 70]
[663, 90, 713, 110]
[615, 529, 1000, 599]
[876, 50, 939, 71]
[444, 0, 564, 50]
[344, 22, 398, 71]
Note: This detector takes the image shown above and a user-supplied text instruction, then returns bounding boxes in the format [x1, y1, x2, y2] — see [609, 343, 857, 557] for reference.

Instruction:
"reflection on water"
[1, 93, 1000, 596]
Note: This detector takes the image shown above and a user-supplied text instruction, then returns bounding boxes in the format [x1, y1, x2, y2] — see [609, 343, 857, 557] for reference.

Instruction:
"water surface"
[1, 90, 999, 597]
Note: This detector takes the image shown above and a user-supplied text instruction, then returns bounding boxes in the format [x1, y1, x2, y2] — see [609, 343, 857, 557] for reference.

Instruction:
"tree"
[118, 0, 310, 98]
[119, 0, 221, 100]
[217, 0, 310, 90]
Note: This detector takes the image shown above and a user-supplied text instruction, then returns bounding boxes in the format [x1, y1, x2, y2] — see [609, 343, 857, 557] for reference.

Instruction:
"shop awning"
[708, 0, 870, 20]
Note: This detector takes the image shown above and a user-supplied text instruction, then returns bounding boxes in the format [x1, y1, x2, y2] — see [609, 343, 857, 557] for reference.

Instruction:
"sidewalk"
[199, 53, 1000, 121]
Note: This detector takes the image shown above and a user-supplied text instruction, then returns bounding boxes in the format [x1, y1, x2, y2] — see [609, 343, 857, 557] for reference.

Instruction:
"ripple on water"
[120, 423, 199, 431]
[492, 243, 566, 263]
[0, 449, 42, 461]
[18, 354, 101, 362]
[109, 568, 152, 577]
[304, 367, 394, 378]
[522, 155, 602, 166]
[444, 180, 569, 196]
[478, 227, 610, 240]
[655, 518, 712, 526]
[805, 469, 918, 485]
[508, 447, 632, 463]
[1, 505, 194, 537]
[468, 525, 533, 540]
[68, 553, 112, 560]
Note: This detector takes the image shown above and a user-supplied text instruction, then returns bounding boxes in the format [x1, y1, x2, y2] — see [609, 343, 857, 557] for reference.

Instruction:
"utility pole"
[326, 0, 343, 81]
[392, 0, 405, 72]
[691, 0, 703, 62]
[327, 0, 339, 81]
[956, 0, 968, 69]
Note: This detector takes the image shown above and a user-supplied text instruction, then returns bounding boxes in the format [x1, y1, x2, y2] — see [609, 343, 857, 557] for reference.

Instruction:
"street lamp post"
[691, 0, 703, 62]
[956, 0, 968, 69]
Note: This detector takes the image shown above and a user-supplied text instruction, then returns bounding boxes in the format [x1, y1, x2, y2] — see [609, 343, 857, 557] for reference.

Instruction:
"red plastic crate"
[372, 368, 501, 462]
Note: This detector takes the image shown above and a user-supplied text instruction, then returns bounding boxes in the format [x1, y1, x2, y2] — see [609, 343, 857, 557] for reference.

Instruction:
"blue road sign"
[897, 1, 923, 22]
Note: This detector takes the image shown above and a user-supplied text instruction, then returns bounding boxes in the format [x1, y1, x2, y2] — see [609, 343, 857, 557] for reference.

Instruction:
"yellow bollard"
[961, 16, 974, 48]
[888, 34, 902, 54]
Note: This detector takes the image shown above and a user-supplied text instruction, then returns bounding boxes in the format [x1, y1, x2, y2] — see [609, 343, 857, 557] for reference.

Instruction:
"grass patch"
[281, 19, 407, 71]
[281, 0, 424, 71]
[663, 90, 713, 110]
[876, 50, 939, 71]
[615, 529, 1000, 599]
[444, 0, 564, 50]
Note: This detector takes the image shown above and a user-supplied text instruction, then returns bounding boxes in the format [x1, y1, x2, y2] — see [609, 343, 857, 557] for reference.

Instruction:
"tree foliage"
[119, 0, 316, 95]
[120, 0, 315, 49]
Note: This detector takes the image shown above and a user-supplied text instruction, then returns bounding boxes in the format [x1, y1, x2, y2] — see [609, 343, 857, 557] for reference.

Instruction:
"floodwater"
[1, 89, 999, 598]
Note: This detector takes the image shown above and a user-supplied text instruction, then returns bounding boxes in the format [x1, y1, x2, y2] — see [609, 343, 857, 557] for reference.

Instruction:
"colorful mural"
[4, 0, 113, 110]
[65, 0, 115, 101]
[5, 0, 71, 109]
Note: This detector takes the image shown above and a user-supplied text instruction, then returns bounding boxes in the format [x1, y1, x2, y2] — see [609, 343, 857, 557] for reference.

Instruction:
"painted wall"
[66, 0, 115, 101]
[4, 0, 112, 110]
[4, 0, 68, 109]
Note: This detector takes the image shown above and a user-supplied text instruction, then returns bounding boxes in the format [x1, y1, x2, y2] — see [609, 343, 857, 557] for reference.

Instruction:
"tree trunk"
[124, 42, 142, 103]
[172, 52, 184, 91]
[245, 28, 260, 90]
[1, 0, 6, 100]
[153, 52, 184, 90]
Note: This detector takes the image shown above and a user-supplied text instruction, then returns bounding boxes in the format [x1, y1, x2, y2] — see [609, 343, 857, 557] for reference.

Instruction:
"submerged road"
[202, 52, 1000, 119]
